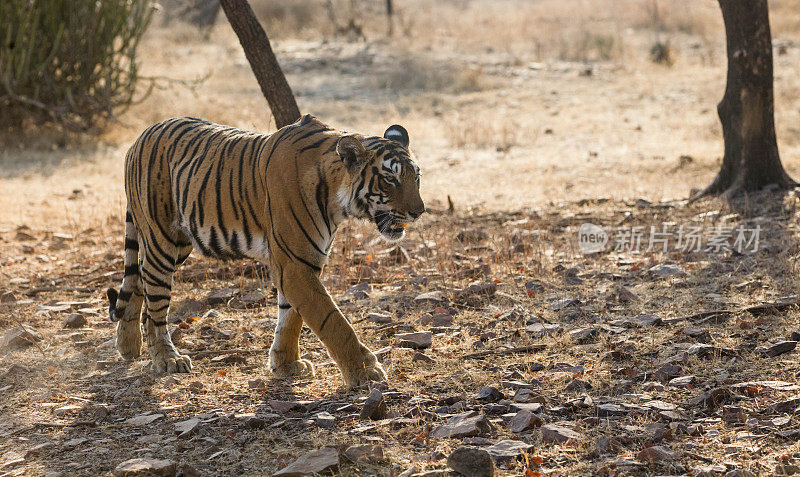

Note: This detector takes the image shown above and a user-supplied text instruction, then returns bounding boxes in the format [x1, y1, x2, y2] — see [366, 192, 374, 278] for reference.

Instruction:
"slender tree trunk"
[694, 0, 795, 200]
[386, 0, 394, 36]
[219, 0, 301, 129]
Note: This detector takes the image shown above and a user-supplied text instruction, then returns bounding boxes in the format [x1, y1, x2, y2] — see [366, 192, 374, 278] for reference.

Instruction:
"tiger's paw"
[151, 354, 192, 374]
[342, 353, 387, 390]
[115, 320, 143, 360]
[270, 359, 315, 379]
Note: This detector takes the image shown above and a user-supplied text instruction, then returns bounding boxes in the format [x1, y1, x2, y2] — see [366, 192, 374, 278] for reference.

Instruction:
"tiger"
[105, 114, 425, 388]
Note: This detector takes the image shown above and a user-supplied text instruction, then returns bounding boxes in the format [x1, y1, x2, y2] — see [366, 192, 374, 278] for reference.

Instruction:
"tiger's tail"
[107, 209, 143, 323]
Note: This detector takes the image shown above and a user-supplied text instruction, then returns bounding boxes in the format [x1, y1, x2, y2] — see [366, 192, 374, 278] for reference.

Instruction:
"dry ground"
[5, 1, 800, 475]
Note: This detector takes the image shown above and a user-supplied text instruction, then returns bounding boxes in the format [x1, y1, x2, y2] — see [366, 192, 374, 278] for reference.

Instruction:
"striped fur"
[107, 114, 424, 386]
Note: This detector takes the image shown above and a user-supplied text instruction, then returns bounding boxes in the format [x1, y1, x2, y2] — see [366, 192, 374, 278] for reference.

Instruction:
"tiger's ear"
[383, 124, 409, 148]
[336, 135, 368, 171]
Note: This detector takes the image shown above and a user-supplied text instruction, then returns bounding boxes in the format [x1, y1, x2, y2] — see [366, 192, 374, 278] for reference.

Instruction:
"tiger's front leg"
[276, 263, 386, 389]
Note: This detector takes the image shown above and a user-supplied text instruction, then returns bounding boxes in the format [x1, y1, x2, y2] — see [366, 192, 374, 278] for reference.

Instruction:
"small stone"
[343, 444, 384, 464]
[485, 440, 534, 464]
[625, 314, 662, 327]
[616, 286, 640, 302]
[456, 283, 497, 300]
[541, 424, 582, 444]
[0, 325, 43, 349]
[396, 332, 432, 349]
[636, 445, 678, 463]
[236, 413, 268, 429]
[360, 388, 387, 420]
[446, 446, 495, 477]
[475, 386, 504, 403]
[314, 411, 336, 429]
[412, 352, 434, 363]
[367, 312, 393, 324]
[597, 404, 627, 417]
[594, 436, 623, 456]
[273, 447, 339, 477]
[125, 413, 164, 426]
[63, 313, 88, 329]
[525, 323, 562, 337]
[204, 287, 239, 305]
[456, 229, 488, 244]
[414, 291, 445, 304]
[430, 412, 491, 438]
[648, 263, 683, 277]
[509, 409, 542, 433]
[0, 291, 16, 304]
[564, 379, 592, 393]
[569, 327, 597, 343]
[239, 289, 269, 307]
[758, 340, 797, 358]
[113, 458, 175, 477]
[669, 375, 695, 388]
[549, 298, 580, 311]
[174, 417, 199, 438]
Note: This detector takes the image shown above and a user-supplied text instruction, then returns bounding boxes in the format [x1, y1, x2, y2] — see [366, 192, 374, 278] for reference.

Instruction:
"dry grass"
[4, 1, 800, 475]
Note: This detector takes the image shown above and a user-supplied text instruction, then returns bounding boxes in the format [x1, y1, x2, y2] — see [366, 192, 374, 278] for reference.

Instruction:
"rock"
[169, 299, 206, 321]
[360, 388, 387, 420]
[722, 405, 746, 424]
[346, 283, 370, 300]
[414, 291, 445, 304]
[569, 327, 597, 343]
[236, 413, 268, 429]
[597, 404, 626, 417]
[772, 395, 800, 413]
[0, 291, 16, 303]
[63, 313, 88, 329]
[343, 444, 384, 464]
[525, 323, 562, 337]
[273, 448, 339, 477]
[485, 440, 533, 464]
[475, 386, 504, 403]
[509, 409, 542, 433]
[396, 332, 432, 349]
[446, 446, 495, 477]
[204, 287, 239, 305]
[625, 314, 662, 327]
[564, 379, 592, 393]
[669, 375, 696, 388]
[366, 312, 393, 324]
[268, 400, 311, 413]
[238, 289, 269, 307]
[456, 283, 497, 300]
[654, 364, 683, 380]
[174, 417, 199, 438]
[430, 412, 491, 438]
[549, 298, 580, 311]
[758, 340, 797, 358]
[648, 263, 684, 277]
[594, 436, 623, 456]
[616, 286, 640, 302]
[113, 458, 176, 477]
[314, 411, 336, 429]
[125, 413, 164, 426]
[636, 445, 678, 463]
[0, 325, 43, 349]
[541, 424, 582, 444]
[412, 352, 434, 363]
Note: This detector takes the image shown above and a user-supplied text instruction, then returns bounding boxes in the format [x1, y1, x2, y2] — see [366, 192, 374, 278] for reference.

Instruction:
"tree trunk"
[219, 0, 301, 129]
[386, 0, 394, 36]
[694, 0, 795, 200]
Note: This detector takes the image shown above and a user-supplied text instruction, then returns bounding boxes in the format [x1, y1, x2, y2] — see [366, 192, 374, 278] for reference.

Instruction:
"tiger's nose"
[409, 206, 426, 220]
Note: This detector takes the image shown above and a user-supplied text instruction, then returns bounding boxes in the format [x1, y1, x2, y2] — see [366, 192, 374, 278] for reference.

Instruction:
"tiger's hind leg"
[269, 291, 315, 378]
[140, 240, 192, 374]
[107, 211, 145, 360]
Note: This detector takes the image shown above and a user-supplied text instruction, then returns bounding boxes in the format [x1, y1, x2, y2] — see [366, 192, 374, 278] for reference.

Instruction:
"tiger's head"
[336, 125, 424, 241]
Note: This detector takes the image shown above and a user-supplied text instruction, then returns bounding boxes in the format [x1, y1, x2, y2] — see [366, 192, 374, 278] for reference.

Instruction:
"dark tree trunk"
[695, 0, 795, 200]
[386, 0, 394, 36]
[219, 0, 301, 129]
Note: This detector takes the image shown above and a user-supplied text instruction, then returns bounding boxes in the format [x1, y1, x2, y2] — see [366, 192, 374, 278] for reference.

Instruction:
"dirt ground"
[5, 1, 800, 476]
